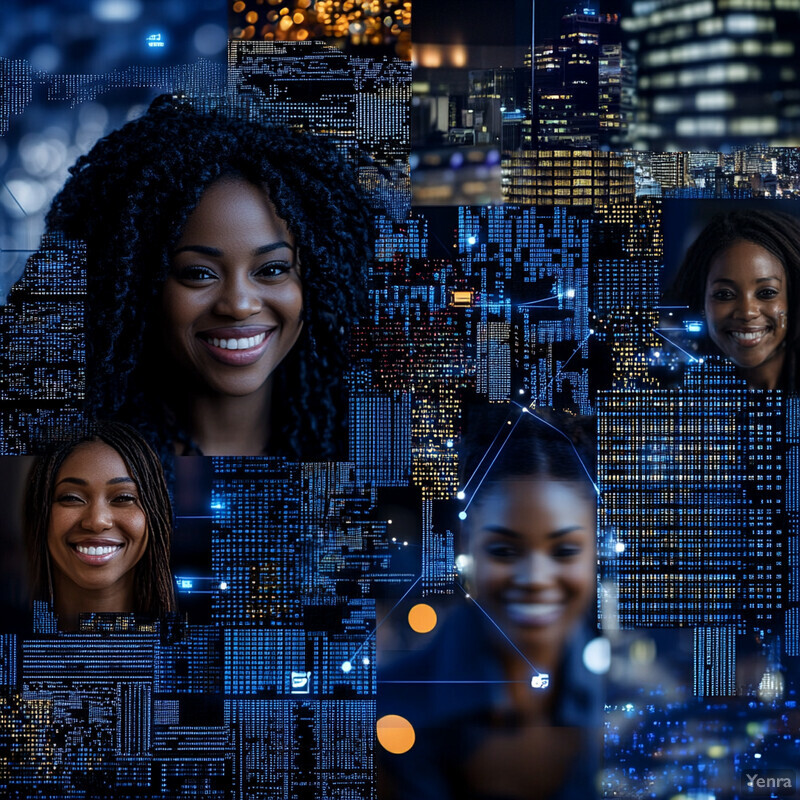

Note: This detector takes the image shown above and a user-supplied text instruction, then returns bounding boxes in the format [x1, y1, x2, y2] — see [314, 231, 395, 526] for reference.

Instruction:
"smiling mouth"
[204, 332, 266, 351]
[727, 328, 770, 346]
[197, 328, 274, 366]
[505, 602, 563, 627]
[70, 541, 124, 565]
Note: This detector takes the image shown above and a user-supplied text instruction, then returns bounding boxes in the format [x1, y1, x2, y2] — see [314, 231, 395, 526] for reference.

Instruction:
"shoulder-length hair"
[24, 420, 176, 616]
[671, 208, 800, 391]
[44, 94, 374, 462]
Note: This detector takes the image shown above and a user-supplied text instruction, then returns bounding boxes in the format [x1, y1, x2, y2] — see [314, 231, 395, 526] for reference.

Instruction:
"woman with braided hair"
[671, 208, 800, 391]
[24, 421, 176, 631]
[44, 94, 373, 461]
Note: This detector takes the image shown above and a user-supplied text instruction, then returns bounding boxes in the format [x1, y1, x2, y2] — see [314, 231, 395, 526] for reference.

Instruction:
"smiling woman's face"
[704, 240, 788, 389]
[465, 479, 596, 664]
[162, 177, 304, 399]
[47, 441, 148, 610]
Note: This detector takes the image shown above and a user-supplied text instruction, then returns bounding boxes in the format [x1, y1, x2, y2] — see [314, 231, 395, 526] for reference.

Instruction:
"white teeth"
[76, 544, 120, 556]
[209, 333, 266, 351]
[506, 603, 562, 620]
[730, 330, 766, 343]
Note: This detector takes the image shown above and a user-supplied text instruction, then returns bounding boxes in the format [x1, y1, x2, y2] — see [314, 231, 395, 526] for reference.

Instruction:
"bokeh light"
[407, 603, 437, 634]
[376, 715, 415, 754]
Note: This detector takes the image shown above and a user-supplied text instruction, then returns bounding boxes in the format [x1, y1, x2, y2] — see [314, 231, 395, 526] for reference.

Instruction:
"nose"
[213, 274, 262, 319]
[513, 552, 556, 589]
[733, 294, 761, 320]
[80, 501, 113, 532]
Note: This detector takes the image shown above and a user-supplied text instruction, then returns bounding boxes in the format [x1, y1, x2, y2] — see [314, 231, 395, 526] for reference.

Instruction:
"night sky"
[413, 0, 625, 46]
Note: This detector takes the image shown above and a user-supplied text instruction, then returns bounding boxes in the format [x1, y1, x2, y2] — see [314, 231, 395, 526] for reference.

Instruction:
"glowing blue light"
[178, 579, 193, 590]
[458, 511, 467, 521]
[686, 322, 703, 333]
[210, 502, 223, 510]
[219, 581, 228, 591]
[467, 235, 477, 245]
[362, 657, 370, 666]
[456, 491, 465, 500]
[341, 661, 353, 673]
[446, 439, 454, 448]
[146, 32, 166, 48]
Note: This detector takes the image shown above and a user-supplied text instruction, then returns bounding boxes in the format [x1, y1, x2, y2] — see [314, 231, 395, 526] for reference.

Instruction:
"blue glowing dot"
[456, 491, 465, 500]
[341, 661, 353, 673]
[458, 511, 467, 520]
[467, 235, 477, 245]
[362, 657, 370, 666]
[219, 581, 228, 591]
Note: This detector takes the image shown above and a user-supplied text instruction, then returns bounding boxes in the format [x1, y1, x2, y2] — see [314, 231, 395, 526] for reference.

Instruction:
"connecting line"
[462, 411, 525, 513]
[378, 680, 528, 685]
[514, 402, 601, 499]
[459, 407, 520, 499]
[537, 330, 593, 405]
[2, 182, 27, 216]
[456, 582, 539, 676]
[517, 296, 559, 307]
[348, 574, 423, 662]
[652, 329, 698, 363]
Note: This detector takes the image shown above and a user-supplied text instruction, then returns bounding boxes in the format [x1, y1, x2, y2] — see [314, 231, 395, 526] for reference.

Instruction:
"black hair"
[670, 208, 800, 391]
[44, 94, 374, 463]
[24, 420, 176, 617]
[458, 403, 597, 506]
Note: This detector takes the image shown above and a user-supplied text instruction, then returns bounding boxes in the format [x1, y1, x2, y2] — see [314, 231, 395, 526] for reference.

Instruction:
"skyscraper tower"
[622, 0, 800, 150]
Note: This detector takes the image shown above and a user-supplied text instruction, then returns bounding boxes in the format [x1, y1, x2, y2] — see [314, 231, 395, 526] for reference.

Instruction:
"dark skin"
[162, 177, 304, 455]
[460, 479, 597, 799]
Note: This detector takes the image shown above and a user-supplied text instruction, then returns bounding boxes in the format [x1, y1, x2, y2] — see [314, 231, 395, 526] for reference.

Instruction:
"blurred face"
[47, 441, 148, 606]
[704, 240, 788, 389]
[162, 177, 304, 398]
[465, 480, 595, 661]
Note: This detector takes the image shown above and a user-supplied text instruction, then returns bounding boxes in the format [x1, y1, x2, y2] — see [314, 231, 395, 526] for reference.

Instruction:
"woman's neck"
[185, 384, 272, 456]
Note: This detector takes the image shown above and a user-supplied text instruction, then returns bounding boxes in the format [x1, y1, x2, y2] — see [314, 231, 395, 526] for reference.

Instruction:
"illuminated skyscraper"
[229, 39, 410, 220]
[0, 234, 85, 453]
[598, 362, 786, 691]
[502, 149, 635, 205]
[622, 0, 800, 150]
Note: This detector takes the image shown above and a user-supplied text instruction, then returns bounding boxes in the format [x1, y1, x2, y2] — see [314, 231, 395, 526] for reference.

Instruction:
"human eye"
[710, 288, 734, 301]
[54, 492, 84, 505]
[553, 543, 583, 559]
[172, 264, 218, 284]
[484, 541, 519, 560]
[757, 287, 779, 299]
[110, 490, 140, 505]
[256, 260, 293, 279]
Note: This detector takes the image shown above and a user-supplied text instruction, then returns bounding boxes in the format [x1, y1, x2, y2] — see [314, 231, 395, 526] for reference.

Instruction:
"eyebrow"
[482, 524, 585, 539]
[55, 476, 137, 487]
[710, 276, 782, 284]
[172, 241, 295, 257]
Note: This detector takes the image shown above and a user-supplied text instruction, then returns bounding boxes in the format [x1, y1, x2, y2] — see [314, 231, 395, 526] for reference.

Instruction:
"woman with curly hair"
[24, 420, 176, 631]
[671, 208, 800, 391]
[44, 94, 373, 460]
